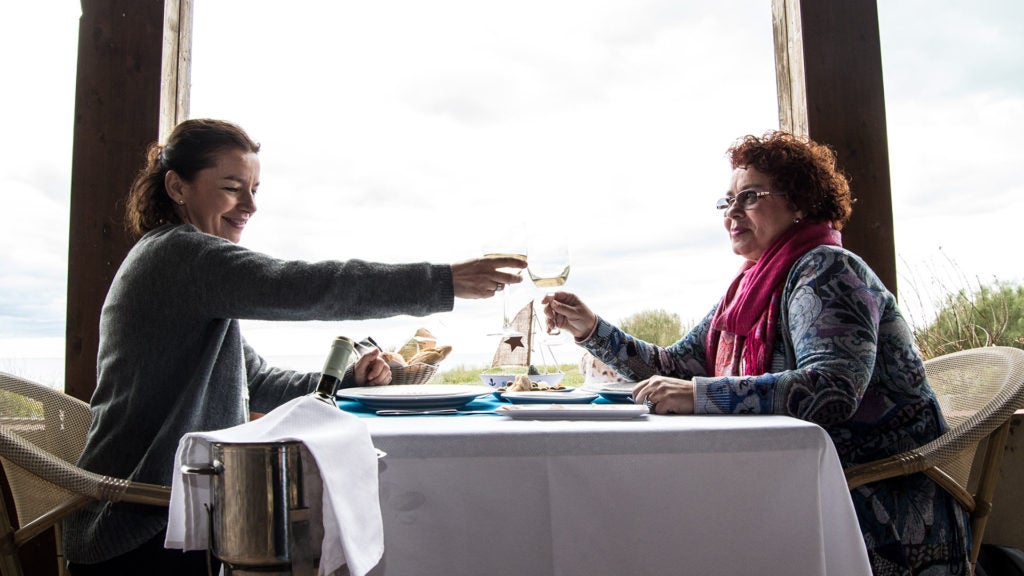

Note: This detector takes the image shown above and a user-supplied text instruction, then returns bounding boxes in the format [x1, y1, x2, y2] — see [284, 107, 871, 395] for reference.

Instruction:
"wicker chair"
[0, 371, 171, 576]
[844, 346, 1024, 573]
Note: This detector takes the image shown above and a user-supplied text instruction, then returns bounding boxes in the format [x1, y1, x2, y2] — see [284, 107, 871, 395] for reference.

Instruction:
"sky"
[2, 0, 1022, 386]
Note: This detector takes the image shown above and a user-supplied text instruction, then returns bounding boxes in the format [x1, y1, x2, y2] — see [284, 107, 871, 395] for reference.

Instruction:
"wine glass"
[528, 230, 571, 343]
[482, 221, 528, 337]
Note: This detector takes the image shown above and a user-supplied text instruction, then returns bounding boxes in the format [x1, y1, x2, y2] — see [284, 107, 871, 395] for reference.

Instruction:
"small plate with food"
[479, 370, 564, 388]
[501, 390, 599, 405]
[488, 373, 572, 399]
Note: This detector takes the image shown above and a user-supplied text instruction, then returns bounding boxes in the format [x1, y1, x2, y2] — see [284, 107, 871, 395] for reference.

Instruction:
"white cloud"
[881, 0, 1024, 325]
[184, 0, 779, 368]
[3, 0, 1023, 374]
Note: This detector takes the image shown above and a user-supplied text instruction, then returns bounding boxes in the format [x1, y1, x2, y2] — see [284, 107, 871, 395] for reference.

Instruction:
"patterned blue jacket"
[582, 245, 946, 466]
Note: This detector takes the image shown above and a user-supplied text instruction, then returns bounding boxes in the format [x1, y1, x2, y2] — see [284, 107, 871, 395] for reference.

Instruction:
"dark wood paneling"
[772, 0, 897, 296]
[1, 467, 59, 576]
[65, 0, 168, 402]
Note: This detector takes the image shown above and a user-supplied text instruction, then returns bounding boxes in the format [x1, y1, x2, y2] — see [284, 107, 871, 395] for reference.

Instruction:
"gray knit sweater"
[63, 224, 454, 563]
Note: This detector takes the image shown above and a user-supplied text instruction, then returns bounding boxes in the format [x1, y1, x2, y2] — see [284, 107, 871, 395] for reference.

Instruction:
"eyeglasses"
[715, 189, 786, 211]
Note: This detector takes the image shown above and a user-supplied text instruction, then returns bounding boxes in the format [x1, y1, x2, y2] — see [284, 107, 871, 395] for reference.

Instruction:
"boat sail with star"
[479, 301, 565, 389]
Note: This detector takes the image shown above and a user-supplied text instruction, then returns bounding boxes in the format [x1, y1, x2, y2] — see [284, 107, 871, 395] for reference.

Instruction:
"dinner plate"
[501, 391, 599, 404]
[336, 384, 493, 410]
[497, 404, 649, 420]
[581, 382, 637, 404]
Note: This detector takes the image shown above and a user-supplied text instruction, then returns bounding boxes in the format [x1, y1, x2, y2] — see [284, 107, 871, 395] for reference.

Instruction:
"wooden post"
[772, 0, 897, 296]
[161, 0, 192, 139]
[65, 0, 191, 402]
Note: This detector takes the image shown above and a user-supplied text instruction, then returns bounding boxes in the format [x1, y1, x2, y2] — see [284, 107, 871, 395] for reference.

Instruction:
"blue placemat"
[337, 390, 617, 417]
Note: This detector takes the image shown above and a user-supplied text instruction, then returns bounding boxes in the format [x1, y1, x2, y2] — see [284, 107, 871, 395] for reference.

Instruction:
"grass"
[433, 363, 584, 386]
[900, 254, 1024, 359]
[0, 390, 43, 418]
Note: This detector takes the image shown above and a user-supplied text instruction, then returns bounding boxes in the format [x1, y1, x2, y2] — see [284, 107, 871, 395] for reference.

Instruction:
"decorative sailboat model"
[479, 301, 565, 389]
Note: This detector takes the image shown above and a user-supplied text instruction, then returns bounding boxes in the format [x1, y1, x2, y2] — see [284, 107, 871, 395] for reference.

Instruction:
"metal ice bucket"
[183, 441, 321, 573]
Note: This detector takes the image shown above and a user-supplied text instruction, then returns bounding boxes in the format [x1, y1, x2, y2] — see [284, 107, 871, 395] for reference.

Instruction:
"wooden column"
[772, 0, 897, 296]
[65, 0, 191, 402]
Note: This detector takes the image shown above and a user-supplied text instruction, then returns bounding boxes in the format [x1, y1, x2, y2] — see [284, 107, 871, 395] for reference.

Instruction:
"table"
[339, 397, 871, 576]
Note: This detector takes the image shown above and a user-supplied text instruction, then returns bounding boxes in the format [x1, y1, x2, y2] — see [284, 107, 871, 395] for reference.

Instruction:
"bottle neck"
[314, 336, 359, 403]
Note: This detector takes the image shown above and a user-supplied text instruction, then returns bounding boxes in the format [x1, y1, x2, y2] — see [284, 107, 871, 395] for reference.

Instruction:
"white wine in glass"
[482, 222, 528, 336]
[527, 232, 571, 341]
[528, 265, 570, 289]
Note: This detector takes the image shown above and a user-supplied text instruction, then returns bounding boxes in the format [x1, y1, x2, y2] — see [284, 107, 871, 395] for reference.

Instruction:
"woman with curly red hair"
[544, 131, 970, 574]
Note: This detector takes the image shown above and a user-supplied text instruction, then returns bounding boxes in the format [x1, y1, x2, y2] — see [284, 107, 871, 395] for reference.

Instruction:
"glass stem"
[545, 291, 560, 335]
[502, 290, 512, 329]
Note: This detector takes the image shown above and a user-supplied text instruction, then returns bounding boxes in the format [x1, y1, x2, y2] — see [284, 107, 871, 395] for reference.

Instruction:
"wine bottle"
[314, 336, 359, 404]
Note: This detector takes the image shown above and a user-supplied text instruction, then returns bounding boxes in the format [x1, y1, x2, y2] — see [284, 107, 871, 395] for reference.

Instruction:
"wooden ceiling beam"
[65, 0, 191, 402]
[772, 0, 897, 296]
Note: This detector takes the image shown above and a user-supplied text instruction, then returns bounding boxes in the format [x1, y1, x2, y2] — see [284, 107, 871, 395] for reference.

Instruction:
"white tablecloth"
[362, 414, 870, 576]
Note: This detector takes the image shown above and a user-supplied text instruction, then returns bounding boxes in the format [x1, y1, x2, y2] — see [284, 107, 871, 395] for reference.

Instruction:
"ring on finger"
[644, 397, 657, 411]
[495, 283, 505, 292]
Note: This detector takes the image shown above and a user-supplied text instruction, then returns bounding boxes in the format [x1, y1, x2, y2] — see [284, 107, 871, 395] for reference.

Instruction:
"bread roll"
[409, 348, 443, 366]
[397, 339, 419, 362]
[414, 327, 437, 350]
[510, 374, 533, 392]
[382, 351, 407, 368]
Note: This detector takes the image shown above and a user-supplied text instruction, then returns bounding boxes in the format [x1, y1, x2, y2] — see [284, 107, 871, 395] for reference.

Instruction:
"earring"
[793, 217, 801, 224]
[178, 200, 185, 205]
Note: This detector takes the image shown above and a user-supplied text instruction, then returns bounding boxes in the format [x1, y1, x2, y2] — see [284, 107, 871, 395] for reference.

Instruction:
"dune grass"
[434, 363, 584, 386]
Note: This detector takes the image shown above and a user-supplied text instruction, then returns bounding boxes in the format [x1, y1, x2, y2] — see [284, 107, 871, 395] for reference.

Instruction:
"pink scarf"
[705, 222, 842, 376]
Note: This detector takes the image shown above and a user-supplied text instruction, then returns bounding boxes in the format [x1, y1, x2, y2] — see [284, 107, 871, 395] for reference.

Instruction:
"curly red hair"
[727, 131, 854, 230]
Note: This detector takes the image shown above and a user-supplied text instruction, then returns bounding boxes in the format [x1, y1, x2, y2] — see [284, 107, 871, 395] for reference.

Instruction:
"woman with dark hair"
[543, 131, 970, 574]
[63, 118, 524, 575]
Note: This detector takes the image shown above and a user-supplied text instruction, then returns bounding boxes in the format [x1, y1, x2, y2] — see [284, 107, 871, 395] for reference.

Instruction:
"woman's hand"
[451, 257, 527, 299]
[541, 291, 598, 340]
[632, 376, 695, 415]
[353, 349, 392, 387]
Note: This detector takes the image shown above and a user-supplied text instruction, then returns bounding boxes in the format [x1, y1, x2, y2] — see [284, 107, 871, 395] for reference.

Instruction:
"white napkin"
[165, 395, 384, 576]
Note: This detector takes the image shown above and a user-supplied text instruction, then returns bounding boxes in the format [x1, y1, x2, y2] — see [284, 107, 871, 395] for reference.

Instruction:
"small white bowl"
[479, 372, 565, 390]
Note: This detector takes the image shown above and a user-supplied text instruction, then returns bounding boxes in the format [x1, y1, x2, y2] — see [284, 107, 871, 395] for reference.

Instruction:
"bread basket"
[390, 363, 439, 385]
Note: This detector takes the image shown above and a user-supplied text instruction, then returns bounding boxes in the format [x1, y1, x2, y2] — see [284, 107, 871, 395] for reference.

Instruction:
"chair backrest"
[845, 346, 1024, 572]
[0, 372, 172, 576]
[920, 346, 1024, 570]
[0, 371, 92, 532]
[923, 346, 1024, 491]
